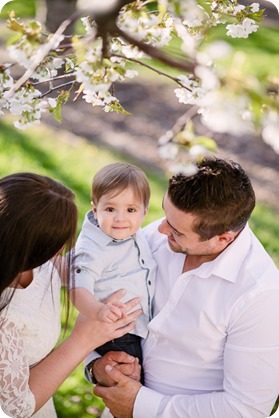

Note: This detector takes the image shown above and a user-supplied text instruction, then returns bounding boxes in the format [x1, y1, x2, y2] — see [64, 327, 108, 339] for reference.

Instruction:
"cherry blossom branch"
[115, 27, 197, 73]
[111, 53, 189, 89]
[162, 105, 200, 144]
[31, 72, 76, 86]
[40, 80, 77, 98]
[4, 11, 80, 100]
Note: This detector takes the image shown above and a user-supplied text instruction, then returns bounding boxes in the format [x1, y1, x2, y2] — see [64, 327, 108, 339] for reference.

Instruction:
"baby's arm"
[70, 287, 125, 323]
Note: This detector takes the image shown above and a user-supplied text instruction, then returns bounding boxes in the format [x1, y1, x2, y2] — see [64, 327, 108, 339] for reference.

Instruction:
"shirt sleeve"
[0, 318, 36, 418]
[71, 240, 103, 294]
[134, 290, 279, 418]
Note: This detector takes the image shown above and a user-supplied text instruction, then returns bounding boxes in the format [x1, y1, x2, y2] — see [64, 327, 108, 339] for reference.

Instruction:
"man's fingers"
[106, 351, 136, 364]
[104, 364, 126, 384]
[93, 366, 125, 399]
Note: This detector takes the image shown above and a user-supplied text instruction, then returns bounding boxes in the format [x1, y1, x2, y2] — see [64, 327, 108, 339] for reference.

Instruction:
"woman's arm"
[1, 304, 141, 417]
[31, 307, 141, 414]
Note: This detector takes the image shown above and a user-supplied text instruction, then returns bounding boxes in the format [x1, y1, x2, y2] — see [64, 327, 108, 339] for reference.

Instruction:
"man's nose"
[158, 218, 170, 235]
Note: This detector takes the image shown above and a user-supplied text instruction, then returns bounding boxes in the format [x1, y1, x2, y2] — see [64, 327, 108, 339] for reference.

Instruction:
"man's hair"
[168, 157, 256, 240]
[91, 162, 150, 208]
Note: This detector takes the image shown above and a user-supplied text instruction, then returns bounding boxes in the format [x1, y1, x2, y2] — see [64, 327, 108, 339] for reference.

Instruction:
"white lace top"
[0, 262, 61, 418]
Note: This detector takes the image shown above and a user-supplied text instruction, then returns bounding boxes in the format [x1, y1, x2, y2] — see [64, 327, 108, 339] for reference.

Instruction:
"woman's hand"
[103, 289, 141, 316]
[70, 293, 142, 354]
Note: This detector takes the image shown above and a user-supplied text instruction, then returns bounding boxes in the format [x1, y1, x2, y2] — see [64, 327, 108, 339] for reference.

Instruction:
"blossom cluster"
[0, 0, 277, 173]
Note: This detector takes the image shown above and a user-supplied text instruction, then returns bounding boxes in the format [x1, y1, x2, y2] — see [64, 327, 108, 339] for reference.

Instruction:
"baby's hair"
[92, 162, 150, 208]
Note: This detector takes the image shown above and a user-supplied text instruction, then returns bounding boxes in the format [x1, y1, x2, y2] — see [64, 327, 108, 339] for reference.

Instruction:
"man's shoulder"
[142, 218, 166, 253]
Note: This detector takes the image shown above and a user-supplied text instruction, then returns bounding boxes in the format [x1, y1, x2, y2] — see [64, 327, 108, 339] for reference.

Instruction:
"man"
[90, 157, 279, 418]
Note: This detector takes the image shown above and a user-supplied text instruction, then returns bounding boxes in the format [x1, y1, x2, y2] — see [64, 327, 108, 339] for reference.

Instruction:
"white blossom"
[226, 18, 259, 39]
[80, 17, 96, 36]
[189, 145, 208, 159]
[250, 3, 260, 12]
[195, 66, 220, 90]
[234, 5, 245, 13]
[125, 70, 138, 79]
[173, 20, 197, 57]
[158, 143, 179, 160]
[48, 98, 57, 108]
[174, 76, 205, 105]
[169, 162, 198, 176]
[200, 91, 254, 135]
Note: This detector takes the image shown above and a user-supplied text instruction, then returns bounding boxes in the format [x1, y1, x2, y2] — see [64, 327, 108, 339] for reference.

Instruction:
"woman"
[0, 172, 140, 418]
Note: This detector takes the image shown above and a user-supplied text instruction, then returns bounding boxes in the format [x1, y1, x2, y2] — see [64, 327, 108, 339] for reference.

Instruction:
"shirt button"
[141, 259, 145, 264]
[76, 268, 81, 273]
[148, 280, 151, 285]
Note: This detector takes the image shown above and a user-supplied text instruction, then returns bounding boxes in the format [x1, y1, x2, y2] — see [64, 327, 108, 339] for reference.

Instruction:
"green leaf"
[53, 102, 62, 123]
[196, 0, 213, 17]
[194, 136, 218, 151]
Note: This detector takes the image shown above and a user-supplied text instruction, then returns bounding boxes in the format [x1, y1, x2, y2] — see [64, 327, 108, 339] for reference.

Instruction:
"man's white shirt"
[134, 221, 279, 418]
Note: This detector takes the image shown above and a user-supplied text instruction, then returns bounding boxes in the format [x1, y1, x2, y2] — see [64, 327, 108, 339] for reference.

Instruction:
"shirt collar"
[191, 224, 252, 283]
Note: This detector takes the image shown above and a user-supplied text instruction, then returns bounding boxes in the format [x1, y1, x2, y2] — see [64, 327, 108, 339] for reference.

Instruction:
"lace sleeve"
[0, 317, 36, 417]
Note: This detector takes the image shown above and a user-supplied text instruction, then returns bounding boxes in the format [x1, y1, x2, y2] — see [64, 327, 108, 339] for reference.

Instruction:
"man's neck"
[182, 253, 220, 273]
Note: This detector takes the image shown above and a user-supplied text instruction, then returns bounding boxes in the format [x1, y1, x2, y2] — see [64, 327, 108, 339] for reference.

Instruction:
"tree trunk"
[45, 0, 78, 34]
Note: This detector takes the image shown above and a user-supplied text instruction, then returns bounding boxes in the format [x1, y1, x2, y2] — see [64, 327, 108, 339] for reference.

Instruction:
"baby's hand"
[97, 303, 124, 323]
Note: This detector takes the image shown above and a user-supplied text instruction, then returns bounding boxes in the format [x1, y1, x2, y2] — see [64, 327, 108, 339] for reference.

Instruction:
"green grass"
[0, 119, 166, 231]
[204, 24, 279, 80]
[0, 0, 36, 19]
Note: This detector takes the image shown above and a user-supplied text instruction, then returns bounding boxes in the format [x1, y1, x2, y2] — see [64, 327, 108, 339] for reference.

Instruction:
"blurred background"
[0, 1, 278, 416]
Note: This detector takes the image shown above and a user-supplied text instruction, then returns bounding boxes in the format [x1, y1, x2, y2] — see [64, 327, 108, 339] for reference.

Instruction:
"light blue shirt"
[73, 211, 156, 338]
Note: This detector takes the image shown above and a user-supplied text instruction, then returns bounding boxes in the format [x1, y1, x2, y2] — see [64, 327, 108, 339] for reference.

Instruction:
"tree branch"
[4, 10, 81, 99]
[111, 53, 190, 89]
[115, 27, 197, 74]
[40, 80, 77, 98]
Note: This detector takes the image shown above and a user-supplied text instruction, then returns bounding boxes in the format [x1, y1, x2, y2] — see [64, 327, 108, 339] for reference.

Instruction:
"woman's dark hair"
[168, 157, 256, 240]
[0, 173, 78, 311]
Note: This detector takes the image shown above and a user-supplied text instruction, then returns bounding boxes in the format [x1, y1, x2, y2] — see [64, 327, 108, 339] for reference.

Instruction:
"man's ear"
[216, 231, 237, 248]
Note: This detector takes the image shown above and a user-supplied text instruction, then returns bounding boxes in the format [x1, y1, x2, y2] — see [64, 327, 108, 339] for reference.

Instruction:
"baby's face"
[92, 187, 147, 240]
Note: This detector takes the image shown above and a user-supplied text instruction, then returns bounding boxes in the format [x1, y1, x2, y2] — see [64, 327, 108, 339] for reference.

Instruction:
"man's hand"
[93, 351, 141, 386]
[94, 365, 142, 418]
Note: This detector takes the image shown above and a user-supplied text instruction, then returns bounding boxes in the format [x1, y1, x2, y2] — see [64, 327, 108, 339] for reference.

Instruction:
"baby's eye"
[127, 208, 136, 213]
[106, 207, 115, 212]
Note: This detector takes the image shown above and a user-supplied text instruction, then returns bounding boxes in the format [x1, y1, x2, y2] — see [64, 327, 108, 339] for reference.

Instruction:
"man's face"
[158, 194, 218, 256]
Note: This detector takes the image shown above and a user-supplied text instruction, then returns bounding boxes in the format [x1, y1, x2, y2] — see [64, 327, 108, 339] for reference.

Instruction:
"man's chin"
[167, 239, 181, 253]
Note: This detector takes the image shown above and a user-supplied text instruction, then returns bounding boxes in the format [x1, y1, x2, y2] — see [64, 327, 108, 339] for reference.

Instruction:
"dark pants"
[96, 333, 144, 383]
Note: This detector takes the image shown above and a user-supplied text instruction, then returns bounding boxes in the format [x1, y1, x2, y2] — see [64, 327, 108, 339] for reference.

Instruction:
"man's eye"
[172, 229, 182, 237]
[127, 208, 136, 213]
